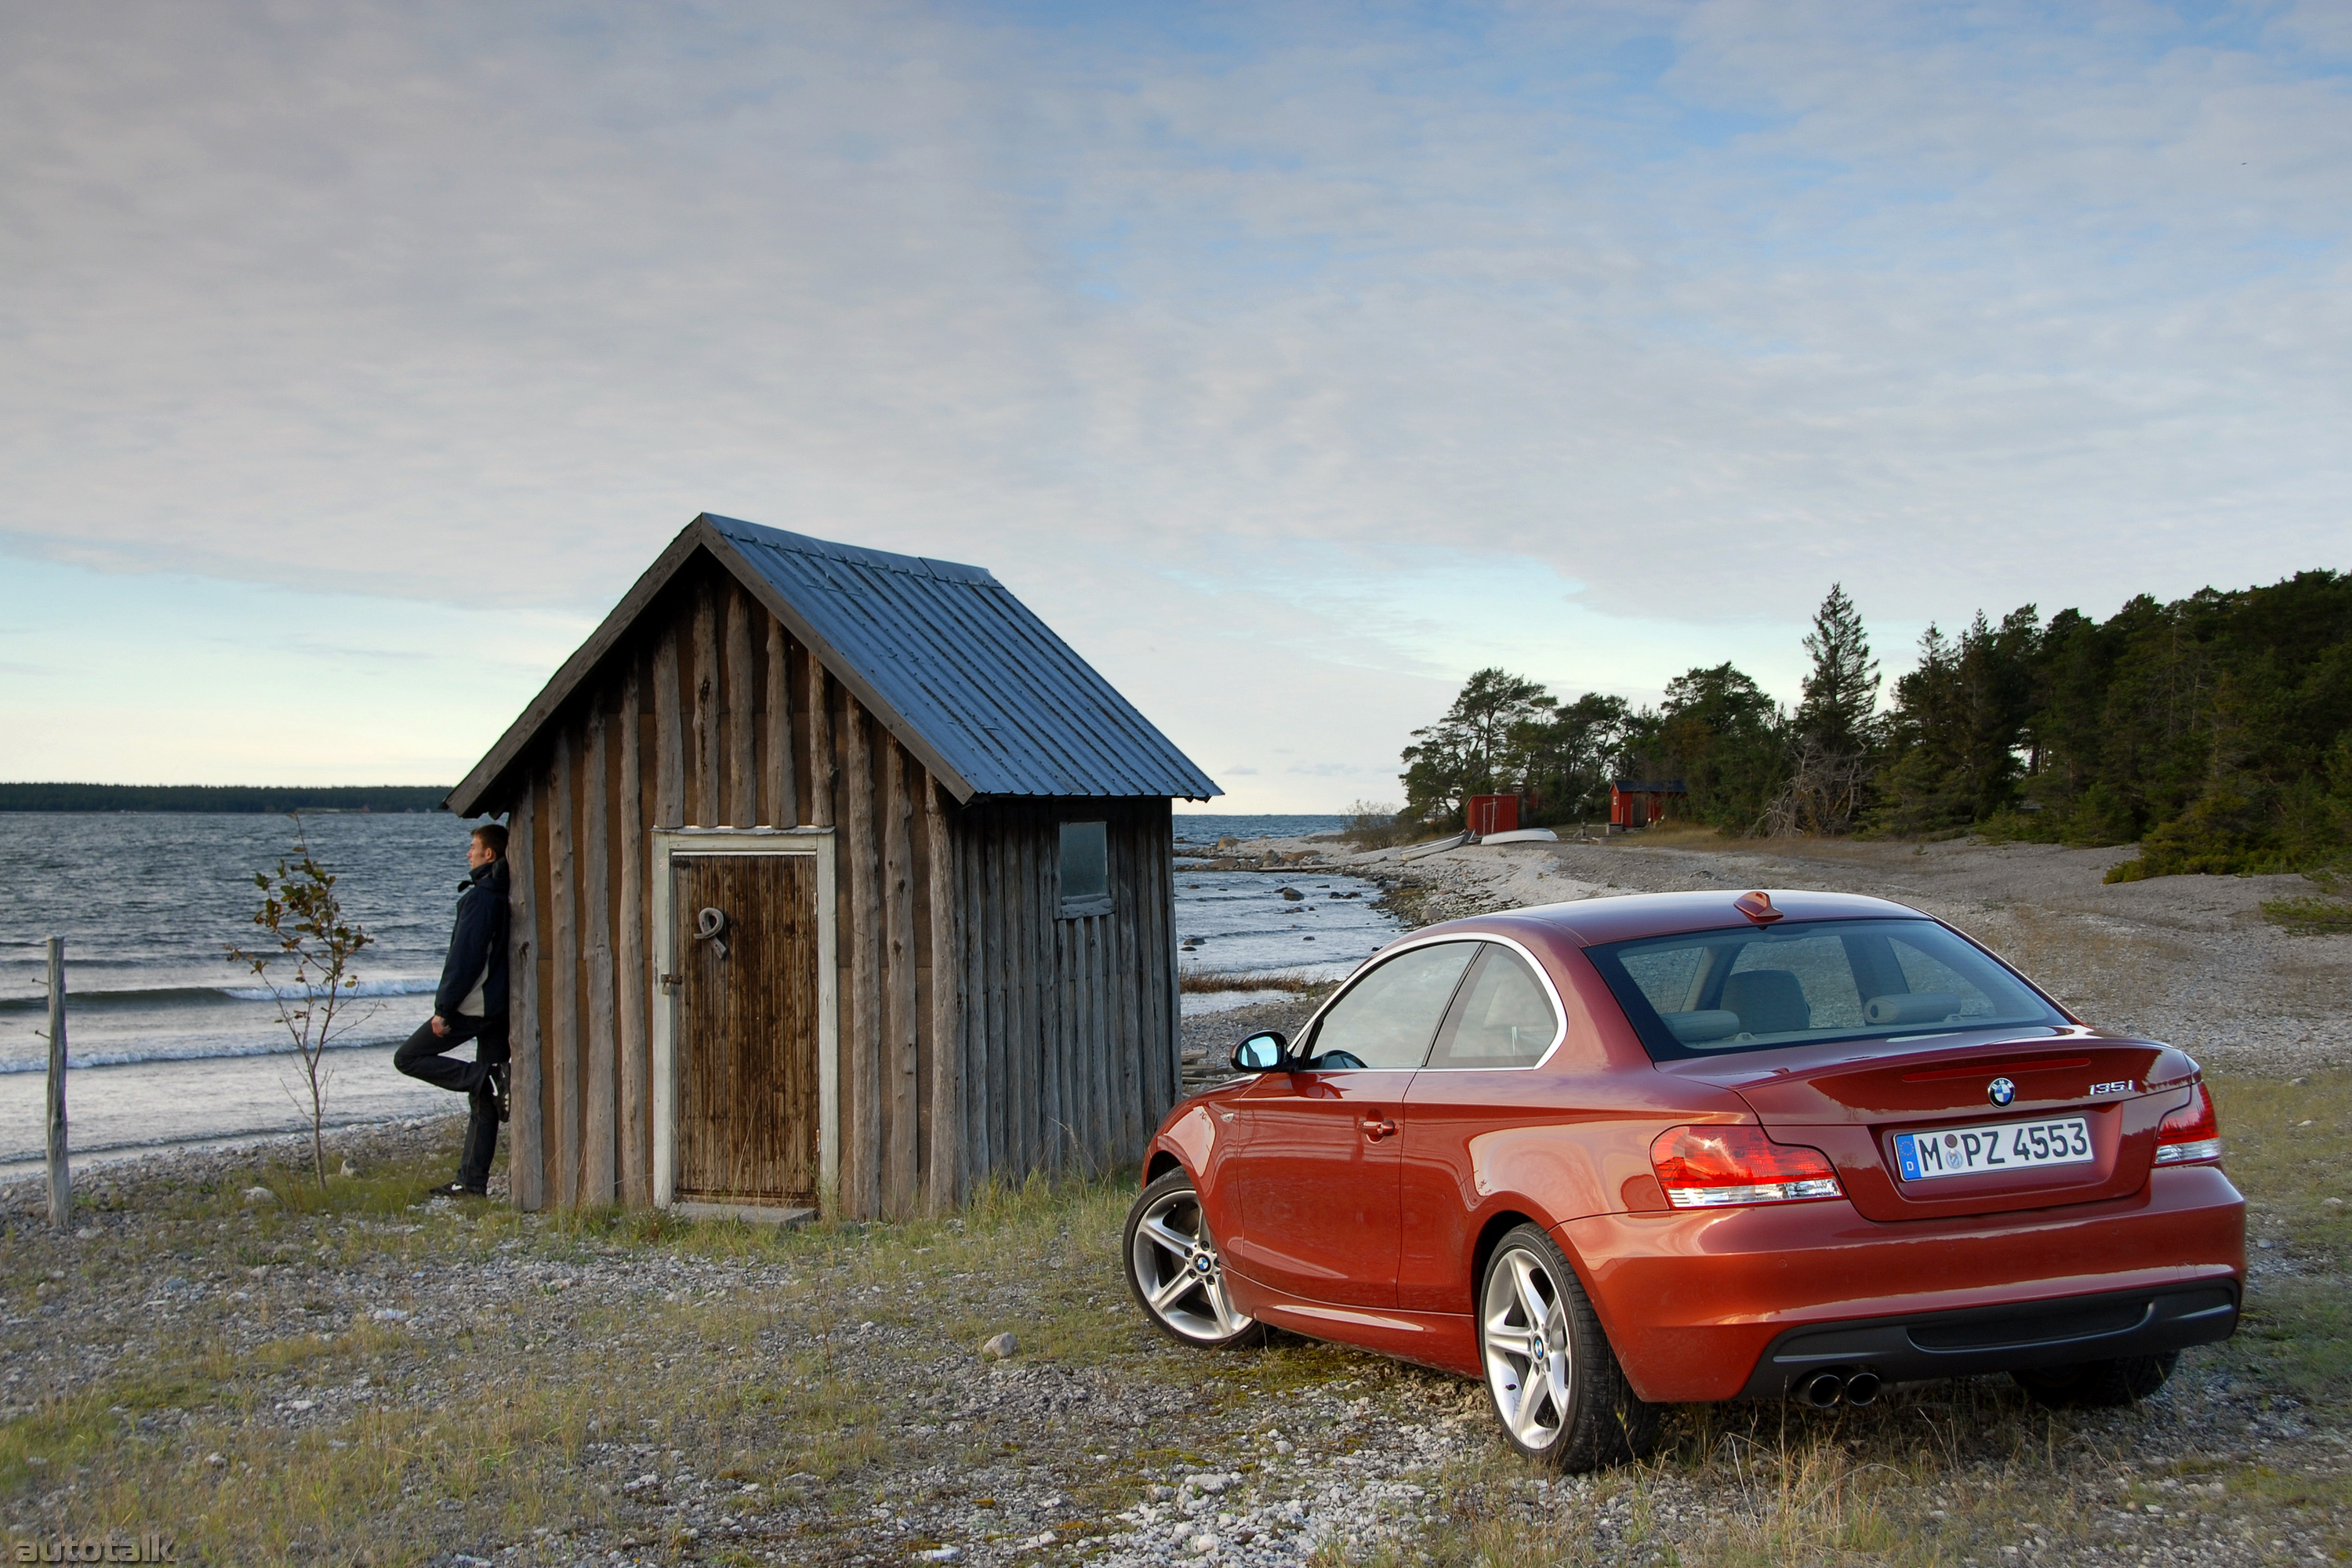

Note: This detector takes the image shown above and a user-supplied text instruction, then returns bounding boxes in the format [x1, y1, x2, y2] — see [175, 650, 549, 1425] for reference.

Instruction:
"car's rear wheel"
[1479, 1224, 1657, 1471]
[1123, 1171, 1261, 1348]
[2011, 1352, 2177, 1408]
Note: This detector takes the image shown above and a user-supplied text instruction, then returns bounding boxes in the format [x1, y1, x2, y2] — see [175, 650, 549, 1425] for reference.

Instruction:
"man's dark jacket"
[435, 857, 511, 1018]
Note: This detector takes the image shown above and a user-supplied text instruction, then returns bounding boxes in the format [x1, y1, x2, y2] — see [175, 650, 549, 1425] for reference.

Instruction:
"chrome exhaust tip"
[1842, 1371, 1882, 1407]
[1797, 1370, 1845, 1409]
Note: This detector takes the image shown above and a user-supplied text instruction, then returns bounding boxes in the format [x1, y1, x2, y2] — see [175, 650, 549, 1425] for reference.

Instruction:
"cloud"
[2, 2, 2346, 805]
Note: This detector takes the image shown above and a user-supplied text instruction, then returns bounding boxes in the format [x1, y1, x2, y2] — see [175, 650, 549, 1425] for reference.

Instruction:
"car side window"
[1301, 942, 1479, 1071]
[1426, 945, 1561, 1069]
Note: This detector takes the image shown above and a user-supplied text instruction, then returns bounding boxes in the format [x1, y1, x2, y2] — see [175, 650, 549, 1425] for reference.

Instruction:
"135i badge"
[2089, 1080, 2137, 1096]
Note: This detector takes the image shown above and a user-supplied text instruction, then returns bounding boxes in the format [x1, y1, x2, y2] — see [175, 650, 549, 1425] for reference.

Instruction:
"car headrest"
[1721, 969, 1811, 1036]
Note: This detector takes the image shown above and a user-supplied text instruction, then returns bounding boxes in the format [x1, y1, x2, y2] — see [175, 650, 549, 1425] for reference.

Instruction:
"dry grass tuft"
[1339, 801, 1425, 851]
[1177, 969, 1329, 995]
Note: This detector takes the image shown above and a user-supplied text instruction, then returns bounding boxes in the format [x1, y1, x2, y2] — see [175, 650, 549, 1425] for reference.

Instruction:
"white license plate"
[1894, 1116, 2092, 1181]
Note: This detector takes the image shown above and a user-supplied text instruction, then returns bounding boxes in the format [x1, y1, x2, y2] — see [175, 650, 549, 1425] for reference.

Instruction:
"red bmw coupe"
[1124, 890, 2245, 1470]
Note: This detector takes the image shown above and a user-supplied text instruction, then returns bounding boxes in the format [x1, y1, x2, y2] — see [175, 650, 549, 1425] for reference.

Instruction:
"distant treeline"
[0, 783, 452, 814]
[1393, 569, 2352, 880]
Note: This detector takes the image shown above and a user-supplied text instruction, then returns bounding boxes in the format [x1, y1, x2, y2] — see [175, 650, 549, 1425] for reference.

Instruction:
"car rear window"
[1584, 917, 2066, 1062]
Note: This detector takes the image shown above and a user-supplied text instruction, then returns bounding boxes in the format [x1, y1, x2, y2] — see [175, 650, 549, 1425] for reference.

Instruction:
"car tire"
[2011, 1352, 2178, 1408]
[1478, 1223, 1657, 1471]
[1123, 1171, 1263, 1349]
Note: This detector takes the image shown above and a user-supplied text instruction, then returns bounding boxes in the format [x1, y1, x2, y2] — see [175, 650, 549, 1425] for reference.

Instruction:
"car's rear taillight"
[1650, 1125, 1843, 1208]
[2154, 1083, 2223, 1166]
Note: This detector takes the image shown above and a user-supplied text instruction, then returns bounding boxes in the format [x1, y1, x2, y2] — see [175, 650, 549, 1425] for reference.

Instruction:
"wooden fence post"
[46, 937, 69, 1231]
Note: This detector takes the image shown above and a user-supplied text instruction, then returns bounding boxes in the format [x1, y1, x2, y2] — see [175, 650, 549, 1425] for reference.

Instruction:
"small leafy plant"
[227, 821, 375, 1188]
[2260, 865, 2352, 934]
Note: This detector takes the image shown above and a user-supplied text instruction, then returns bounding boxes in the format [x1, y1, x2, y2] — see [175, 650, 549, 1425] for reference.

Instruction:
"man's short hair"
[472, 822, 510, 857]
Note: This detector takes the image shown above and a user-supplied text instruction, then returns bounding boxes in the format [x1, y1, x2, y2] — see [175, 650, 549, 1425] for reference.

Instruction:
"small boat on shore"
[1476, 827, 1559, 845]
[1399, 832, 1472, 861]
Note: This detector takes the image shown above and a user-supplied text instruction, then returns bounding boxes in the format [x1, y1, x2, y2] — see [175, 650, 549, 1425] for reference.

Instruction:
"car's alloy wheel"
[1479, 1224, 1656, 1471]
[1124, 1171, 1260, 1348]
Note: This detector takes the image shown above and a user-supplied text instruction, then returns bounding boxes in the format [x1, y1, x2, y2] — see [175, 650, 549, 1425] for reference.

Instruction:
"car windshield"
[1585, 917, 2067, 1062]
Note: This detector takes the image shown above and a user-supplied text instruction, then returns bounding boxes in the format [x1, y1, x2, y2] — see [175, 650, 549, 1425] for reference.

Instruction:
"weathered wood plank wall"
[583, 705, 616, 1206]
[843, 703, 881, 1218]
[618, 658, 651, 1209]
[547, 729, 580, 1209]
[924, 779, 961, 1214]
[883, 741, 919, 1214]
[506, 789, 543, 1212]
[942, 797, 1177, 1191]
[492, 551, 1181, 1214]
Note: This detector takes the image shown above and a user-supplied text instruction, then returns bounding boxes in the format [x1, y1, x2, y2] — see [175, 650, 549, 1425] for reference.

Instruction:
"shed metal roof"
[445, 514, 1219, 816]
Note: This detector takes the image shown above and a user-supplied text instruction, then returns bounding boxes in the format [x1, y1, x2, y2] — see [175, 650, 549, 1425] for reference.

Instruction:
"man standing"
[395, 821, 511, 1197]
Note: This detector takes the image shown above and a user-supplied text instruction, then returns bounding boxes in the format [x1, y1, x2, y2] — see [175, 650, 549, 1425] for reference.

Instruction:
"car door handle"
[1359, 1117, 1396, 1142]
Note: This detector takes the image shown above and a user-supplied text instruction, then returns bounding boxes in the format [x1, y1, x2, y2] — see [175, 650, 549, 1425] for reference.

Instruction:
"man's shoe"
[489, 1062, 511, 1123]
[430, 1181, 488, 1199]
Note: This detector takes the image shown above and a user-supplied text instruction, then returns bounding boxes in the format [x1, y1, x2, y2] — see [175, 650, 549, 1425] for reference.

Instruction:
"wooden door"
[672, 852, 820, 1206]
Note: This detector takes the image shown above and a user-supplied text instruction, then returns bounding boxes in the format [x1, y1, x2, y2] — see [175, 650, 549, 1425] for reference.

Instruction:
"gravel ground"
[5, 833, 2350, 1565]
[0, 1120, 1497, 1566]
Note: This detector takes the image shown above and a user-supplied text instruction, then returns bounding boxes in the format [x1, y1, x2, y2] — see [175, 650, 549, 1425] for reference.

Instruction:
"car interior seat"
[1720, 969, 1812, 1036]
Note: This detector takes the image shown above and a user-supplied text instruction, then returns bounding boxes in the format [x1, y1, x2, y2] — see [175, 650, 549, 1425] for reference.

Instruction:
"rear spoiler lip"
[1651, 1029, 2197, 1094]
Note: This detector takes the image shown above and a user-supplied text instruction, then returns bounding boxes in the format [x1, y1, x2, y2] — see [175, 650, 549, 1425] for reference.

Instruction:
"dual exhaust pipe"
[1795, 1368, 1882, 1409]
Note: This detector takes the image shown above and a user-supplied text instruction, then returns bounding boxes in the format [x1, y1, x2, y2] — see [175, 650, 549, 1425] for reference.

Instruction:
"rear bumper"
[1733, 1279, 2239, 1398]
[1559, 1164, 2245, 1403]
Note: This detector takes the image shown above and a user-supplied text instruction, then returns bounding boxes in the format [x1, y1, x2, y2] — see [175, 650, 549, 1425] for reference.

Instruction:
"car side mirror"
[1231, 1032, 1290, 1073]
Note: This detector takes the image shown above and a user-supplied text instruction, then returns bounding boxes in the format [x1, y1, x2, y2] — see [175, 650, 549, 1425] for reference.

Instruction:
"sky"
[3, 2, 2347, 811]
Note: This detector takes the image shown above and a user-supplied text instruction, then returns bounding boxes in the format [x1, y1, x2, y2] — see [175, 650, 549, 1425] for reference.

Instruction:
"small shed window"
[1058, 821, 1111, 917]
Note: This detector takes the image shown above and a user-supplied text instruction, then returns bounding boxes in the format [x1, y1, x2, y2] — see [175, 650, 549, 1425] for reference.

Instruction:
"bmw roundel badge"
[1988, 1077, 2016, 1108]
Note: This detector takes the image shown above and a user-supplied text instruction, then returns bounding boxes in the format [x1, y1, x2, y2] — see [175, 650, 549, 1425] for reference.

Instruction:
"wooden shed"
[445, 514, 1219, 1219]
[1609, 779, 1688, 830]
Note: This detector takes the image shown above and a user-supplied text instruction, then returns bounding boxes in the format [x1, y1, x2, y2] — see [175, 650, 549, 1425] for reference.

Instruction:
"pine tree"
[1510, 692, 1632, 823]
[1762, 585, 1880, 834]
[1874, 608, 2042, 833]
[1646, 664, 1788, 831]
[1400, 668, 1554, 826]
[1795, 583, 1879, 757]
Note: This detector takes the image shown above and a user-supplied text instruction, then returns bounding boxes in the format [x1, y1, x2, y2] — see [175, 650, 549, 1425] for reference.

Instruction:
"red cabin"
[1610, 779, 1688, 829]
[1465, 794, 1521, 837]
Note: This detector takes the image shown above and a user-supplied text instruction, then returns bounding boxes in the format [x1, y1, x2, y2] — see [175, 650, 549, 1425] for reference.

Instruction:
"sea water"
[1, 812, 472, 1076]
[0, 812, 478, 1175]
[1, 812, 1398, 1174]
[1171, 812, 1350, 847]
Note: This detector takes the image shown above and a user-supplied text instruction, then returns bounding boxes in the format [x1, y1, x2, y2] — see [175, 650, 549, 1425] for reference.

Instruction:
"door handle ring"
[694, 906, 731, 961]
[1359, 1116, 1396, 1142]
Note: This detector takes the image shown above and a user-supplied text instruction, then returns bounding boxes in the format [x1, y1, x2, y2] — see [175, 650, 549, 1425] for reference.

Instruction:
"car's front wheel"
[2012, 1352, 2177, 1407]
[1123, 1171, 1261, 1348]
[1479, 1224, 1657, 1471]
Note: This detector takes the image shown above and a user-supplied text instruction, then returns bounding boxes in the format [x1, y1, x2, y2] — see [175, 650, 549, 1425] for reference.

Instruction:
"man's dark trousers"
[394, 1014, 510, 1192]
